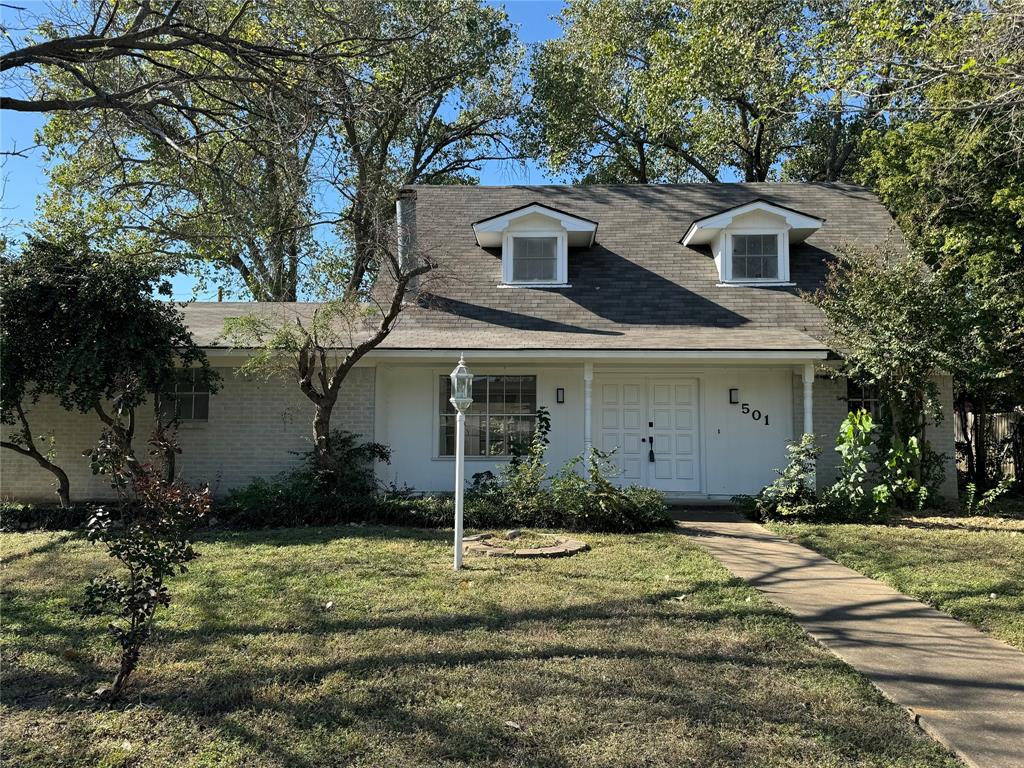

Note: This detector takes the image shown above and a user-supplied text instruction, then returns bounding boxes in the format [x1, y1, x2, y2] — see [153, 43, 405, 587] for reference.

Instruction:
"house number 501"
[741, 403, 770, 426]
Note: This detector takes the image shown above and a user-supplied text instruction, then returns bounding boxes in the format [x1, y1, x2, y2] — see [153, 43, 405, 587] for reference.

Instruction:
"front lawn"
[767, 513, 1024, 650]
[1, 526, 959, 767]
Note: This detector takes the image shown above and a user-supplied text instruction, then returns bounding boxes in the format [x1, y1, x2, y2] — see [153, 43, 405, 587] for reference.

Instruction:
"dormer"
[472, 203, 598, 287]
[681, 199, 824, 286]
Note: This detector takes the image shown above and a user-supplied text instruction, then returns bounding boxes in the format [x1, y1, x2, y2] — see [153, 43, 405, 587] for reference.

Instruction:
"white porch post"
[583, 362, 594, 459]
[802, 362, 816, 485]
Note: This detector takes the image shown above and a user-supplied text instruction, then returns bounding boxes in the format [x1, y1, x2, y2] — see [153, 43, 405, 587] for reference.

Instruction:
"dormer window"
[510, 235, 560, 283]
[681, 199, 824, 286]
[472, 202, 597, 287]
[731, 233, 780, 280]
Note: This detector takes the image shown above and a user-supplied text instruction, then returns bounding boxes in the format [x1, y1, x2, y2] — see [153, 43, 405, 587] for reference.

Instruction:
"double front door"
[597, 377, 700, 493]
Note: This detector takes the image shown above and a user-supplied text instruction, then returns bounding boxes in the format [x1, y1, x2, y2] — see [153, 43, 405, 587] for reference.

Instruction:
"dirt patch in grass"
[481, 530, 565, 550]
[0, 526, 961, 767]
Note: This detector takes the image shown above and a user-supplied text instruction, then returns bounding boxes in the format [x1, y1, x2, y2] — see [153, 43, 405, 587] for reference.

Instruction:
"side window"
[161, 369, 210, 422]
[846, 379, 881, 419]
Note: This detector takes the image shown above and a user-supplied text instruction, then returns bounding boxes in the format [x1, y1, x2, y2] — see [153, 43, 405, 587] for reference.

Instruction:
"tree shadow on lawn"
[196, 524, 454, 547]
[2, 583, 789, 711]
[2, 533, 959, 767]
[6, 594, 945, 766]
[0, 531, 79, 565]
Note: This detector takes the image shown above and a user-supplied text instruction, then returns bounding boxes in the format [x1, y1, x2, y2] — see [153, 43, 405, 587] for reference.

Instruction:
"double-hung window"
[160, 369, 210, 422]
[512, 237, 558, 282]
[501, 231, 567, 285]
[731, 234, 780, 280]
[438, 375, 537, 456]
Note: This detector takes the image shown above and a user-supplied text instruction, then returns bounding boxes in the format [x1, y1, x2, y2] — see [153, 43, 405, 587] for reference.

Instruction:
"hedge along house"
[1, 184, 958, 503]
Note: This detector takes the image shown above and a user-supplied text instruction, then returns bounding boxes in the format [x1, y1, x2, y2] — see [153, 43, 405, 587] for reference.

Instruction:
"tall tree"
[527, 0, 721, 183]
[31, 0, 522, 301]
[223, 0, 523, 473]
[528, 0, 817, 183]
[0, 0, 355, 153]
[840, 0, 1024, 487]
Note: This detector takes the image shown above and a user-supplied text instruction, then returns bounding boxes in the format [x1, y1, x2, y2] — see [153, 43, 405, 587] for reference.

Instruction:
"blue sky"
[0, 2, 565, 298]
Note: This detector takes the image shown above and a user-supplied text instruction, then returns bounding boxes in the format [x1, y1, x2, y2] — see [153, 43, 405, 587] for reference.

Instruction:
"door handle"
[648, 435, 655, 462]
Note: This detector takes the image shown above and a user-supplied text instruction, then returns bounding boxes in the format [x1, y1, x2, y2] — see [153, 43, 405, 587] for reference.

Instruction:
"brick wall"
[0, 366, 375, 503]
[791, 372, 958, 501]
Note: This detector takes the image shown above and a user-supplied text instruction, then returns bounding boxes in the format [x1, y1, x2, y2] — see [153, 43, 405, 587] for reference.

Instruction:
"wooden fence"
[954, 411, 1019, 480]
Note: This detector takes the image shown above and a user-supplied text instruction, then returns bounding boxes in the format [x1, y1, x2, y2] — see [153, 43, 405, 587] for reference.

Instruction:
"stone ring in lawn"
[462, 532, 589, 558]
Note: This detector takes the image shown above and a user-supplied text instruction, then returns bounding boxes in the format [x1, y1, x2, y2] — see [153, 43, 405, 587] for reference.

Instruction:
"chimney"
[217, 286, 224, 302]
[396, 187, 418, 274]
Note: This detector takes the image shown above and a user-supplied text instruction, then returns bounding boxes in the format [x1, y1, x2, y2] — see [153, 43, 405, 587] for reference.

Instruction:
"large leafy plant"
[824, 409, 876, 517]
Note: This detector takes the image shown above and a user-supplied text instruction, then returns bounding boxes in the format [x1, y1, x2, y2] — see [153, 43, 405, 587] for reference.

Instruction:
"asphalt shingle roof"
[184, 183, 901, 352]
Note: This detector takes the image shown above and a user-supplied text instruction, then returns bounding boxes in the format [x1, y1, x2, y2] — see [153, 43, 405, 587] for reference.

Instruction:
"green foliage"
[814, 247, 957, 445]
[741, 434, 821, 521]
[528, 0, 823, 183]
[0, 237, 216, 506]
[828, 0, 1024, 486]
[495, 407, 552, 521]
[826, 409, 876, 516]
[219, 415, 671, 534]
[220, 430, 389, 527]
[961, 477, 1014, 516]
[873, 436, 928, 514]
[550, 448, 672, 532]
[1, 237, 215, 419]
[0, 502, 92, 532]
[748, 410, 950, 523]
[36, 0, 524, 301]
[81, 434, 210, 700]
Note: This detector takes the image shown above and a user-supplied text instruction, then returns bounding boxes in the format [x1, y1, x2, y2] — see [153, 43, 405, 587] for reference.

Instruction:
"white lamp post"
[449, 355, 474, 570]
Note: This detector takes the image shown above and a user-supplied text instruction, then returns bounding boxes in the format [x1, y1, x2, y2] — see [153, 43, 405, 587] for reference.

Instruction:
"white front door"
[597, 377, 701, 493]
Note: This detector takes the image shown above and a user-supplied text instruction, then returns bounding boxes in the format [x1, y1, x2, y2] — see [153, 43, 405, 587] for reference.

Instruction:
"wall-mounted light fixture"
[729, 388, 739, 404]
[556, 387, 565, 404]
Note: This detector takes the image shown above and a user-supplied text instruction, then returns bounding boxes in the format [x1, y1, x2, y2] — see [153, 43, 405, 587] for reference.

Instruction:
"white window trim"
[501, 229, 568, 287]
[431, 369, 542, 460]
[721, 226, 791, 285]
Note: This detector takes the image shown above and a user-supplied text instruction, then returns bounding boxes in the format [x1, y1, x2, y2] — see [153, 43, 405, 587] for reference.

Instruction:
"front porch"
[371, 351, 826, 499]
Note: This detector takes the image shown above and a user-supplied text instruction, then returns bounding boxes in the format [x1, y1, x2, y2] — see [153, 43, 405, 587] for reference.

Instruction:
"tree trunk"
[312, 393, 339, 473]
[1, 404, 73, 507]
[105, 644, 141, 701]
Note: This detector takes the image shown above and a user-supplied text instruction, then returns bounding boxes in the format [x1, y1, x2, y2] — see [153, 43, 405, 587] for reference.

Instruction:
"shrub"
[742, 434, 821, 521]
[961, 477, 1013, 516]
[499, 407, 553, 521]
[825, 409, 875, 517]
[550, 449, 673, 532]
[218, 430, 386, 527]
[0, 501, 92, 531]
[81, 429, 209, 700]
[217, 417, 671, 534]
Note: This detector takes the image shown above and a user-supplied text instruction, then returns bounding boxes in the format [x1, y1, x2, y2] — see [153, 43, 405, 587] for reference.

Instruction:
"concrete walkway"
[676, 509, 1024, 768]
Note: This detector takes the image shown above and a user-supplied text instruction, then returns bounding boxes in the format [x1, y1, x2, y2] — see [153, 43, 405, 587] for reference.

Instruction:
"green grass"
[767, 514, 1024, 650]
[1, 525, 961, 767]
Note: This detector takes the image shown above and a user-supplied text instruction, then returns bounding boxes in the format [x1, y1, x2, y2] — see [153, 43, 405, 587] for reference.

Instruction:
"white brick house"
[0, 184, 958, 503]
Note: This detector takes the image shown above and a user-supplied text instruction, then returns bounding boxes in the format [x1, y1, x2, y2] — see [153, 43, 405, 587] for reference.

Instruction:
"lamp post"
[449, 355, 474, 570]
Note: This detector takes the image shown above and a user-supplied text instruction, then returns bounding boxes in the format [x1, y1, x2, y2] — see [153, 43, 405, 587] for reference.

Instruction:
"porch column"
[583, 361, 594, 459]
[802, 362, 816, 485]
